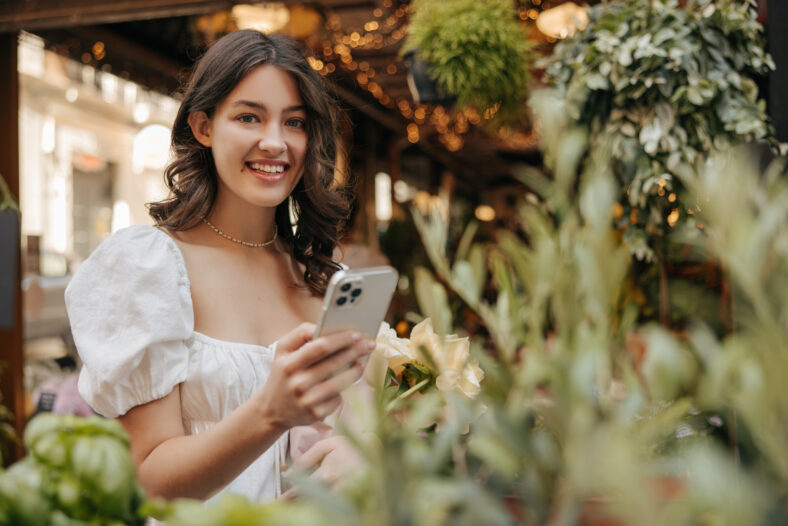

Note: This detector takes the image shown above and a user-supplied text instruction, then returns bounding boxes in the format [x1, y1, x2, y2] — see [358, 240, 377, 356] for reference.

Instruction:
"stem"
[386, 378, 431, 412]
[658, 255, 670, 328]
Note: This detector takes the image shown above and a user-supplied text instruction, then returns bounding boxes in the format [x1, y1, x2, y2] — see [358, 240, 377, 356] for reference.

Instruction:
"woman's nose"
[257, 124, 287, 155]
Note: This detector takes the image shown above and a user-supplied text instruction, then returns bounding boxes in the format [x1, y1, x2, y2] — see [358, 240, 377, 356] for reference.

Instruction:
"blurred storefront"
[18, 31, 176, 268]
[15, 30, 180, 422]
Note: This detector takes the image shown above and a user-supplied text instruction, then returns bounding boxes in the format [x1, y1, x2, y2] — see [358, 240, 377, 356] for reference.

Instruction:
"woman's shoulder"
[72, 224, 189, 286]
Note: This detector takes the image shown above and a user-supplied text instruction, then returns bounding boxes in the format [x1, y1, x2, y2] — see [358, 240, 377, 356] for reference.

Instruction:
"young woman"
[65, 30, 372, 503]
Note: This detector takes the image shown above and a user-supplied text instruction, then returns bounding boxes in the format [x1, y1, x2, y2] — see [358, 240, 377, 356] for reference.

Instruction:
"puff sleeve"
[65, 225, 194, 418]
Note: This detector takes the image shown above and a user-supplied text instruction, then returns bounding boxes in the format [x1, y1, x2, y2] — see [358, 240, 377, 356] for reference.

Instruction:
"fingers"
[307, 339, 374, 384]
[290, 436, 341, 471]
[276, 323, 317, 356]
[298, 360, 367, 409]
[283, 331, 370, 375]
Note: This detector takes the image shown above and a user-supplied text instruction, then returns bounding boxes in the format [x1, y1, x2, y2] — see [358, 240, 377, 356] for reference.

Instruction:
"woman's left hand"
[283, 435, 362, 494]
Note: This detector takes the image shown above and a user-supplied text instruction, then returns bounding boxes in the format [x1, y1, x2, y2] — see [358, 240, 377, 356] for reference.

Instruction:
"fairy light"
[320, 0, 540, 155]
[307, 56, 324, 70]
[407, 123, 420, 143]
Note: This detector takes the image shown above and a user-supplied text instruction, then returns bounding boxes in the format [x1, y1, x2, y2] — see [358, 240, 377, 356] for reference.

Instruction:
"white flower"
[363, 322, 415, 386]
[410, 319, 484, 398]
[364, 319, 485, 399]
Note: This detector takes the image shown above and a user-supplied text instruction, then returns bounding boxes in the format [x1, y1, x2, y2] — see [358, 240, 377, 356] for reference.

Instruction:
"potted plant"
[402, 0, 533, 124]
[539, 0, 780, 263]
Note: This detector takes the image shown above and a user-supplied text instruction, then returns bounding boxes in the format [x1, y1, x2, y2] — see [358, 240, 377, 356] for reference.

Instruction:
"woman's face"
[193, 65, 309, 210]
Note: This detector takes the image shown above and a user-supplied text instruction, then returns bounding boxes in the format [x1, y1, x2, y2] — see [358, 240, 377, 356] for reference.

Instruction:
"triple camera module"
[335, 279, 363, 307]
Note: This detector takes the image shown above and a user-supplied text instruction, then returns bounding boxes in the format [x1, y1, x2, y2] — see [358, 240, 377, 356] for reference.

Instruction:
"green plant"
[0, 414, 147, 525]
[541, 0, 779, 261]
[0, 393, 16, 467]
[400, 92, 788, 523]
[402, 0, 532, 123]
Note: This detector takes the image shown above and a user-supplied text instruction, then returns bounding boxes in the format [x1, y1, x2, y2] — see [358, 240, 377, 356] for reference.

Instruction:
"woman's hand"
[256, 323, 375, 431]
[282, 435, 364, 498]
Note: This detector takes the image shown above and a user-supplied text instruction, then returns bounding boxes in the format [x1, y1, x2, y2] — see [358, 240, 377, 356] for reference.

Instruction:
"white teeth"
[248, 162, 285, 173]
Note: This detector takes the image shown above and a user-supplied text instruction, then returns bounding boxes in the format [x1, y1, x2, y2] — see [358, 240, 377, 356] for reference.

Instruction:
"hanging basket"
[403, 50, 456, 106]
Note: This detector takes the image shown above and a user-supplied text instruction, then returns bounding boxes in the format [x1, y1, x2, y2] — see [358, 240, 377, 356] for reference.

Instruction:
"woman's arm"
[118, 323, 374, 500]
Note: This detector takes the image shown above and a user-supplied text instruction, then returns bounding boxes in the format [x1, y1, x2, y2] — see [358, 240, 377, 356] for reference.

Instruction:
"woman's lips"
[245, 161, 289, 182]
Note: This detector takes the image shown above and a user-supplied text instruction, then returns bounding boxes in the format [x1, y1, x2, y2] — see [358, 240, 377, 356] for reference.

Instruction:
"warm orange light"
[475, 205, 496, 222]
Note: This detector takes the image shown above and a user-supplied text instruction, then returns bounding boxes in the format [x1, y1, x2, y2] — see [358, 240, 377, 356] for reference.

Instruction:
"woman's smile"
[245, 160, 290, 182]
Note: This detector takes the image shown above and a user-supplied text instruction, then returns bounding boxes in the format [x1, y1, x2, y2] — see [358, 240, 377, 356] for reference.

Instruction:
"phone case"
[314, 266, 399, 340]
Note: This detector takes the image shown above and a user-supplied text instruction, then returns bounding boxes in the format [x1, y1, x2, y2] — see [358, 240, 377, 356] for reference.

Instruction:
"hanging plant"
[402, 0, 533, 125]
[539, 0, 781, 261]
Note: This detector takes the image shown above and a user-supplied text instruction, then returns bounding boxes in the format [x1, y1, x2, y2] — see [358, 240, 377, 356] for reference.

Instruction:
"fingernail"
[366, 340, 376, 350]
[351, 331, 362, 341]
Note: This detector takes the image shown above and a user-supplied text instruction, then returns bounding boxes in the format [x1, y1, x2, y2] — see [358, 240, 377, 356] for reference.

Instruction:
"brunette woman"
[65, 30, 370, 503]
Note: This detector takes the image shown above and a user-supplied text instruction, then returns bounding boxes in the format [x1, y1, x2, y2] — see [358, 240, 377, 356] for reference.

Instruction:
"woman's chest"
[180, 337, 276, 422]
[180, 247, 322, 346]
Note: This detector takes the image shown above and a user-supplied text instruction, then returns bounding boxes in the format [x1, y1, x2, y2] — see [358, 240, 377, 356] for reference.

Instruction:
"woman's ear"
[188, 111, 212, 147]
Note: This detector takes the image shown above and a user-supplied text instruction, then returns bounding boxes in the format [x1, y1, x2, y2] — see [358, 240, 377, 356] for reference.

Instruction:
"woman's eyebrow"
[284, 105, 307, 114]
[230, 101, 306, 113]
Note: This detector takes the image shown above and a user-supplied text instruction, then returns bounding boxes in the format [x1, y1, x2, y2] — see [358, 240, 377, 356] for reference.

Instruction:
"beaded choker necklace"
[202, 218, 277, 248]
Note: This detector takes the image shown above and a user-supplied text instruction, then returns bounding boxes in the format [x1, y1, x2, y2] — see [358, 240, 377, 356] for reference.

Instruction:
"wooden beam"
[329, 80, 477, 181]
[0, 31, 25, 465]
[69, 26, 186, 83]
[0, 0, 243, 32]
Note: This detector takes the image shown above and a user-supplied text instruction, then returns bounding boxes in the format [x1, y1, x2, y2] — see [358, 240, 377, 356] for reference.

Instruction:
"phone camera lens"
[336, 296, 347, 306]
[340, 282, 352, 292]
[351, 288, 362, 297]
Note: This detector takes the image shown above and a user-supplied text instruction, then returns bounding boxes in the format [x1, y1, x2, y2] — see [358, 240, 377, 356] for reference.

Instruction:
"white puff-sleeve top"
[65, 225, 289, 502]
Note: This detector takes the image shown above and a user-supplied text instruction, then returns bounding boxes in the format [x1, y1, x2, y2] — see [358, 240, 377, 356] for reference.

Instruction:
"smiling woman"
[149, 31, 349, 295]
[64, 30, 371, 509]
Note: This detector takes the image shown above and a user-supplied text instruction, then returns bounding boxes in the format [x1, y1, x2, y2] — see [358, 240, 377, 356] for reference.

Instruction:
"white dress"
[65, 224, 310, 503]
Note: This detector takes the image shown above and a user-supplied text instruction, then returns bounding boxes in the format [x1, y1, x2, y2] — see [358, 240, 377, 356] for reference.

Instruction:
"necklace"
[202, 218, 278, 248]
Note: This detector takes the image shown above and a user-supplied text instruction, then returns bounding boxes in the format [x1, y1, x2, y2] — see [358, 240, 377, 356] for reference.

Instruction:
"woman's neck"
[207, 195, 279, 247]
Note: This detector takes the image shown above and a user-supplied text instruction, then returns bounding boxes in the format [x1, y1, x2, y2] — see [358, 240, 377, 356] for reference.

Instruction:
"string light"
[313, 0, 539, 154]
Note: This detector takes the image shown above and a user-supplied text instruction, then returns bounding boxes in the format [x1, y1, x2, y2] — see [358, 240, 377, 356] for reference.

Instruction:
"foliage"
[0, 395, 16, 468]
[402, 0, 532, 124]
[0, 414, 146, 525]
[396, 92, 788, 524]
[541, 0, 778, 261]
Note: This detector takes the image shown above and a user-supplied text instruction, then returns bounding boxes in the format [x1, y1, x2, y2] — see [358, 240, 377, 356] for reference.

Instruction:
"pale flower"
[409, 319, 484, 398]
[364, 322, 415, 386]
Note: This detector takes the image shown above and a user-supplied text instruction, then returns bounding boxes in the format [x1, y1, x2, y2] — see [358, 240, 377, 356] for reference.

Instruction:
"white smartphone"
[314, 266, 399, 340]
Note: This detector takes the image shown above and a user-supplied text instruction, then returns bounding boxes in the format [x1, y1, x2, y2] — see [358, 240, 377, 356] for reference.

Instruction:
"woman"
[65, 30, 372, 503]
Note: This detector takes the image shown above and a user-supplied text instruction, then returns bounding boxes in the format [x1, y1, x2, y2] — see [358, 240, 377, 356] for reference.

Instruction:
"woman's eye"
[286, 118, 306, 129]
[238, 115, 257, 123]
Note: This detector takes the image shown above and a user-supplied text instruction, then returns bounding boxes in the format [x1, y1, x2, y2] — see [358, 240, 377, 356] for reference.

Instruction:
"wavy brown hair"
[148, 30, 351, 295]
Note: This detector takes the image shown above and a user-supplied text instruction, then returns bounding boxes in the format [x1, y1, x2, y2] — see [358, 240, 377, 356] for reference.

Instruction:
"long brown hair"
[148, 30, 350, 295]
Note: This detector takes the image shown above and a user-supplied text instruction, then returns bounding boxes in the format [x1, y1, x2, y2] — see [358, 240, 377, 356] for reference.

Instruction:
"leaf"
[413, 266, 452, 336]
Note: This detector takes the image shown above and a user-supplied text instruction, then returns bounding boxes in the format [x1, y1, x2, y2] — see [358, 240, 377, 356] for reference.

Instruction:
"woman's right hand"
[255, 323, 375, 431]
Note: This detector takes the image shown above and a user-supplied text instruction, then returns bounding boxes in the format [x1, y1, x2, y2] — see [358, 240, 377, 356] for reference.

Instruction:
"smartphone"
[313, 266, 399, 340]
